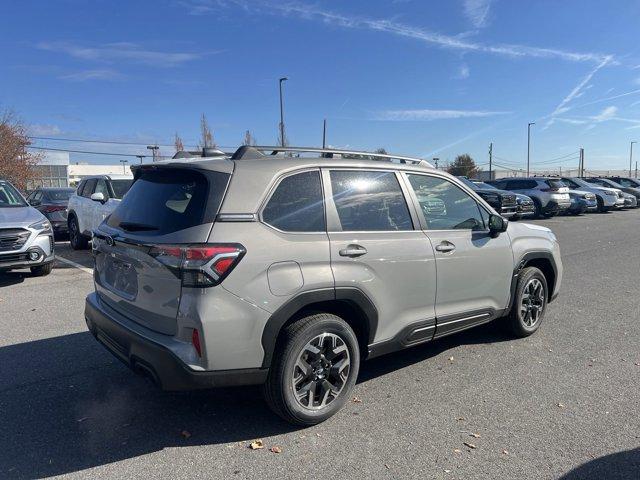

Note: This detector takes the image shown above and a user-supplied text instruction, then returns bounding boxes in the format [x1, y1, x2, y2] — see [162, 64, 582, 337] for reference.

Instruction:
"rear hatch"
[545, 179, 570, 202]
[92, 165, 231, 335]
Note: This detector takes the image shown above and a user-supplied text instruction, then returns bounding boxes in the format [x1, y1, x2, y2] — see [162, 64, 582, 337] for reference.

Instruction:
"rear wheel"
[596, 196, 606, 213]
[30, 262, 53, 276]
[503, 267, 548, 337]
[264, 313, 360, 426]
[68, 216, 88, 250]
[532, 199, 544, 218]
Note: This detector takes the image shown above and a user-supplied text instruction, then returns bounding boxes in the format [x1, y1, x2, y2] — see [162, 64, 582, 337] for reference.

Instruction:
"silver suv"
[85, 146, 563, 425]
[489, 177, 571, 218]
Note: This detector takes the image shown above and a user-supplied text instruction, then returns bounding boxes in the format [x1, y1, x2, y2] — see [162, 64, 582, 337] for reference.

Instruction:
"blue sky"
[2, 0, 640, 171]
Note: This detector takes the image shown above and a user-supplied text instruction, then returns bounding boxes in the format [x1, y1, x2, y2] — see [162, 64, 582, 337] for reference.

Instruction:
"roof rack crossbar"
[246, 146, 432, 167]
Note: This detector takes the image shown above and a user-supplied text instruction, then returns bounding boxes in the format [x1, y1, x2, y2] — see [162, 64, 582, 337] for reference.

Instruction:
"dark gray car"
[26, 187, 75, 237]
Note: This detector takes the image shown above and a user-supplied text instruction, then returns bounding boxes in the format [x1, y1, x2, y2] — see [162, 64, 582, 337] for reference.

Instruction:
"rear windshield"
[106, 169, 228, 235]
[545, 180, 566, 189]
[110, 179, 133, 199]
[45, 189, 75, 201]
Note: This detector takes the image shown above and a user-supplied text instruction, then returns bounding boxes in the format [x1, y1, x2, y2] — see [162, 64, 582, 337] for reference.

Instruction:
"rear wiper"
[119, 222, 159, 232]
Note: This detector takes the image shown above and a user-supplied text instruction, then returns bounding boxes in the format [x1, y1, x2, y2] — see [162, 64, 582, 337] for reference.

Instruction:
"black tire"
[542, 211, 556, 219]
[596, 196, 606, 213]
[30, 262, 53, 276]
[68, 215, 88, 250]
[532, 199, 544, 219]
[503, 266, 548, 337]
[263, 313, 360, 426]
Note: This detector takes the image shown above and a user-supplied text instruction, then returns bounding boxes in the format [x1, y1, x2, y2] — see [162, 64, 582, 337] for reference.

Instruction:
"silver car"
[85, 146, 563, 425]
[560, 177, 622, 212]
[0, 179, 55, 276]
[489, 177, 571, 218]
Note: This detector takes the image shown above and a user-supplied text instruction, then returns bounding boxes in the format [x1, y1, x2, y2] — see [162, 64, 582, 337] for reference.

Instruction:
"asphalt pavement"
[0, 210, 639, 479]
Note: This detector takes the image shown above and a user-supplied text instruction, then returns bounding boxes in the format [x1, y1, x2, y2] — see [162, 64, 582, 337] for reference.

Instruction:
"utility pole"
[527, 122, 535, 177]
[322, 119, 327, 148]
[136, 155, 144, 165]
[119, 159, 128, 174]
[635, 161, 638, 179]
[279, 77, 288, 147]
[630, 141, 637, 177]
[433, 158, 439, 169]
[489, 142, 493, 179]
[578, 148, 584, 177]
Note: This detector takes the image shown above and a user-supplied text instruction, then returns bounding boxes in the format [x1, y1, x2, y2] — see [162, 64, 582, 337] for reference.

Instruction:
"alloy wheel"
[291, 333, 351, 410]
[520, 278, 545, 327]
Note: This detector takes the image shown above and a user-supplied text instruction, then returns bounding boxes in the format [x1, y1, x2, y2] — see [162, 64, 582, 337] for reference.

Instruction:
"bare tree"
[199, 113, 215, 148]
[0, 109, 42, 190]
[174, 132, 184, 152]
[242, 130, 257, 146]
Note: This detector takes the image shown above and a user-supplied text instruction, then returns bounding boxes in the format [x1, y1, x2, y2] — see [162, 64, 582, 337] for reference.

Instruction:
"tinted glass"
[107, 169, 227, 235]
[95, 179, 110, 198]
[457, 177, 478, 190]
[407, 174, 485, 230]
[545, 179, 566, 189]
[82, 179, 97, 197]
[44, 189, 74, 201]
[474, 182, 497, 190]
[330, 170, 412, 231]
[561, 178, 579, 189]
[263, 171, 324, 232]
[111, 179, 133, 199]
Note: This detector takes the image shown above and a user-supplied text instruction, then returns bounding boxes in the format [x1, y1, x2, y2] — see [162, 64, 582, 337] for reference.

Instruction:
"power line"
[27, 145, 151, 158]
[534, 151, 580, 164]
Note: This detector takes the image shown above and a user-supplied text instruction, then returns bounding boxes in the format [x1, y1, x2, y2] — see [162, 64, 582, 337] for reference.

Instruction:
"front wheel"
[263, 313, 360, 426]
[503, 266, 548, 337]
[68, 216, 89, 250]
[30, 262, 53, 276]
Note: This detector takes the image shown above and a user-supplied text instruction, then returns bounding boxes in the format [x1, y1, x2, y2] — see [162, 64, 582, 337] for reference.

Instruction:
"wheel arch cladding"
[518, 252, 557, 301]
[260, 288, 378, 368]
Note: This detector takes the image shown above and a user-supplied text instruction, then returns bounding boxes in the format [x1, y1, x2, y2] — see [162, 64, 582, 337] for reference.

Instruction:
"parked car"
[0, 179, 55, 276]
[67, 174, 133, 249]
[457, 176, 518, 217]
[582, 177, 640, 207]
[564, 190, 597, 215]
[25, 187, 75, 237]
[605, 176, 640, 189]
[472, 181, 535, 220]
[85, 146, 563, 425]
[621, 192, 638, 208]
[559, 177, 622, 212]
[488, 177, 571, 218]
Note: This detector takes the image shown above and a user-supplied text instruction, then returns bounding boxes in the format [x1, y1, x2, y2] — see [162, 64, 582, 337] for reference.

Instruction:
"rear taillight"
[149, 243, 245, 287]
[191, 329, 202, 357]
[41, 205, 66, 213]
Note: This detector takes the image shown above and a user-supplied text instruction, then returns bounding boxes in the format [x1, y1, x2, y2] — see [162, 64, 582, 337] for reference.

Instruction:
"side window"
[95, 179, 110, 198]
[262, 170, 325, 232]
[505, 180, 521, 190]
[329, 170, 412, 231]
[406, 174, 485, 231]
[82, 179, 97, 198]
[76, 181, 85, 196]
[563, 179, 578, 189]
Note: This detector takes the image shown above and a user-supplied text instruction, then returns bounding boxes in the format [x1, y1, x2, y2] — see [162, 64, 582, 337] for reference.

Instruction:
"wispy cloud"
[59, 69, 124, 81]
[28, 124, 62, 136]
[543, 56, 613, 129]
[37, 41, 207, 68]
[182, 1, 611, 64]
[378, 108, 510, 121]
[591, 105, 618, 122]
[463, 0, 493, 29]
[455, 63, 470, 79]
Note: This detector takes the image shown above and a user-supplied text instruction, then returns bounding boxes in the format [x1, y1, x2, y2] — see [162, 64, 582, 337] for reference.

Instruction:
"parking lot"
[1, 211, 639, 479]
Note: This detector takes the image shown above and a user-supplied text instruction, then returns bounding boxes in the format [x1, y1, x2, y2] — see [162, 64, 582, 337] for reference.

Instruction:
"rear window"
[107, 169, 228, 235]
[110, 179, 133, 199]
[45, 189, 74, 201]
[545, 179, 566, 189]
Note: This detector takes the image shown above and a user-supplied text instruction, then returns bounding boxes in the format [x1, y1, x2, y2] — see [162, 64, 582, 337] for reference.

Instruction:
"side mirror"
[488, 214, 508, 237]
[90, 192, 105, 203]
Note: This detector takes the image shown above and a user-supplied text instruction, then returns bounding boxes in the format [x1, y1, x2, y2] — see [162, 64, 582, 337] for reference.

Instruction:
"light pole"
[527, 122, 535, 176]
[279, 77, 288, 147]
[146, 145, 159, 162]
[119, 159, 128, 174]
[136, 155, 144, 165]
[629, 141, 637, 177]
[433, 157, 439, 169]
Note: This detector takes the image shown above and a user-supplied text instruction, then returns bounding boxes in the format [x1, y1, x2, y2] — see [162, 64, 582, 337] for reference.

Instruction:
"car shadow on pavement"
[0, 323, 511, 478]
[558, 448, 640, 479]
[0, 272, 27, 287]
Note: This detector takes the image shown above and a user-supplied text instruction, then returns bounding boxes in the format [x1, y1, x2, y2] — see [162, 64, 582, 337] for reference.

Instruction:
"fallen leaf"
[384, 464, 390, 470]
[352, 396, 362, 403]
[249, 440, 264, 450]
[455, 417, 465, 422]
[556, 403, 565, 408]
[502, 449, 509, 455]
[463, 442, 477, 449]
[448, 356, 454, 362]
[453, 449, 462, 454]
[270, 446, 282, 454]
[470, 433, 481, 438]
[181, 430, 191, 439]
[444, 469, 452, 473]
[634, 362, 640, 367]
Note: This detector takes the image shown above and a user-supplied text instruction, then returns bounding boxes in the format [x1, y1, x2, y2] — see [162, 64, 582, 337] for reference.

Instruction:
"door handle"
[339, 245, 368, 257]
[435, 241, 456, 253]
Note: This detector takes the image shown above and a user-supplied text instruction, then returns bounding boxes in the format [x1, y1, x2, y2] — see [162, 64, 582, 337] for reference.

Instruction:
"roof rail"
[238, 145, 432, 167]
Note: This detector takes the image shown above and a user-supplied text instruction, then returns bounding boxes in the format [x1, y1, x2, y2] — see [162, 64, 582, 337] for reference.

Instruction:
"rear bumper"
[84, 292, 268, 390]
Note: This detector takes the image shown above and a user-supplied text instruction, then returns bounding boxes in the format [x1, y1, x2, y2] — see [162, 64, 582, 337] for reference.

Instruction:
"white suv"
[67, 174, 133, 249]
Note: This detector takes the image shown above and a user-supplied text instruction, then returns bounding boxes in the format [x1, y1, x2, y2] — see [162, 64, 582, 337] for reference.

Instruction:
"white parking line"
[55, 255, 94, 275]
